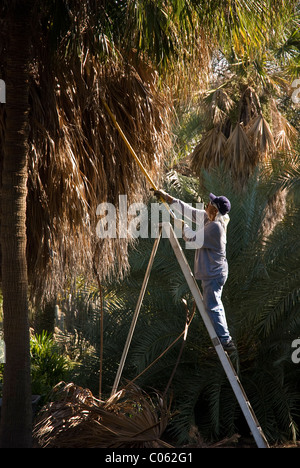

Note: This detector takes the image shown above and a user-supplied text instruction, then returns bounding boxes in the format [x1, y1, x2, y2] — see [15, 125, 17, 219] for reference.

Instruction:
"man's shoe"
[223, 340, 236, 352]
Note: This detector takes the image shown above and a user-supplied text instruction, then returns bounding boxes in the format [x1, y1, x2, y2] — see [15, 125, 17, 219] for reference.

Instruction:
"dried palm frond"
[212, 105, 227, 126]
[33, 382, 173, 448]
[25, 52, 173, 302]
[238, 86, 261, 127]
[212, 88, 234, 114]
[203, 87, 234, 126]
[191, 127, 227, 174]
[246, 114, 276, 157]
[224, 123, 254, 183]
[191, 85, 282, 186]
[0, 3, 174, 303]
[271, 106, 298, 154]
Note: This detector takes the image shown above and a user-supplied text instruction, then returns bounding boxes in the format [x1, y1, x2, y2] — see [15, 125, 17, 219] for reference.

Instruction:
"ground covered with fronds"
[32, 381, 300, 449]
[33, 382, 174, 448]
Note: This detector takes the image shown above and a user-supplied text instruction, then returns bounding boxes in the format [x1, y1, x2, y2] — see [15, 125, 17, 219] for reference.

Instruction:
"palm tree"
[190, 61, 299, 187]
[1, 0, 207, 446]
[0, 0, 174, 447]
[0, 1, 296, 313]
[0, 0, 33, 448]
[188, 0, 299, 179]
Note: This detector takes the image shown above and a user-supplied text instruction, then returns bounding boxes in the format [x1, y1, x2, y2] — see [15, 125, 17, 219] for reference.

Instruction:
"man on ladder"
[152, 189, 236, 352]
[102, 98, 269, 447]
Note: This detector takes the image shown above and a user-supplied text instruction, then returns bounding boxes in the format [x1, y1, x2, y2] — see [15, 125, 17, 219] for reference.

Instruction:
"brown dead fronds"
[224, 123, 254, 184]
[0, 4, 175, 304]
[190, 80, 298, 189]
[21, 51, 173, 304]
[246, 114, 276, 157]
[33, 382, 173, 448]
[191, 127, 227, 172]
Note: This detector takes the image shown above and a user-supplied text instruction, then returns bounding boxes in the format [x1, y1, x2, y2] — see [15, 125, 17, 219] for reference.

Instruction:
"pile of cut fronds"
[33, 382, 174, 448]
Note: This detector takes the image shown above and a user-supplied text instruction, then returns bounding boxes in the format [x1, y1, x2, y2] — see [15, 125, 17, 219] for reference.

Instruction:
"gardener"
[152, 189, 236, 352]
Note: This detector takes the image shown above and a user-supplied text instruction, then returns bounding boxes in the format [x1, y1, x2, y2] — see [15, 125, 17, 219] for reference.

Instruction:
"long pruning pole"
[101, 97, 175, 217]
[101, 98, 157, 188]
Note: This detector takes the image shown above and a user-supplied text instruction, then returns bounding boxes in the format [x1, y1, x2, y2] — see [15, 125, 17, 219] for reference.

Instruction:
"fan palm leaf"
[2, 0, 298, 301]
[224, 123, 254, 183]
[246, 114, 276, 156]
[191, 128, 227, 172]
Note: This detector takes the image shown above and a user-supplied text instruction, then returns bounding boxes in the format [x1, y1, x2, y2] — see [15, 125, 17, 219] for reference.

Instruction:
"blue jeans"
[201, 275, 232, 345]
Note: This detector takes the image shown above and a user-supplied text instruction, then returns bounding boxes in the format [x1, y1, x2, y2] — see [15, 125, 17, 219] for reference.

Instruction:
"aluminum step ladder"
[111, 222, 269, 448]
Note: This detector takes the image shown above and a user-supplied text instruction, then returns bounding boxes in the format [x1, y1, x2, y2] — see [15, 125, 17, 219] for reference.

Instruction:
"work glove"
[150, 188, 174, 205]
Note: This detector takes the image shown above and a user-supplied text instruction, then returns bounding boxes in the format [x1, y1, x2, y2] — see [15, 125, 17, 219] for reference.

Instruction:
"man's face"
[205, 202, 218, 220]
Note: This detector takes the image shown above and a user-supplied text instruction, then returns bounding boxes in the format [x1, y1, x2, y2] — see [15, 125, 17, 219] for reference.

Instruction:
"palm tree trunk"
[0, 1, 32, 448]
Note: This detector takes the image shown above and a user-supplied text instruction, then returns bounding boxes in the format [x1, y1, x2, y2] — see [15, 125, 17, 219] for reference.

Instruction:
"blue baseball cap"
[209, 193, 231, 215]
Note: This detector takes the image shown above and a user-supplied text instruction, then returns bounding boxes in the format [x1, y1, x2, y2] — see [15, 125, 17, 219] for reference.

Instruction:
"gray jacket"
[171, 198, 228, 280]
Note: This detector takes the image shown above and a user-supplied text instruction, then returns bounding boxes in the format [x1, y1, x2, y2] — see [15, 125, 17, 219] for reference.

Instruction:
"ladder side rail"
[163, 222, 269, 448]
[110, 229, 162, 396]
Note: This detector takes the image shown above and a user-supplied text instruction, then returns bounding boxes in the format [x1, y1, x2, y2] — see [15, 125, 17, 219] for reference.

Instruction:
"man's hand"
[150, 188, 174, 205]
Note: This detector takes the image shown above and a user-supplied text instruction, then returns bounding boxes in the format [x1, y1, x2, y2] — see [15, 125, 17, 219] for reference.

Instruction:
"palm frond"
[191, 128, 227, 173]
[26, 51, 173, 301]
[271, 106, 298, 154]
[224, 123, 254, 183]
[246, 114, 276, 156]
[33, 382, 173, 448]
